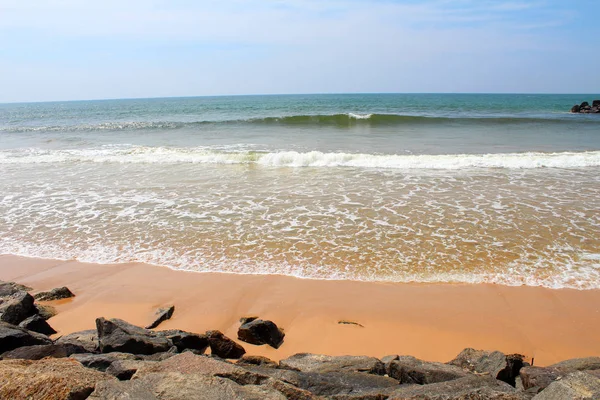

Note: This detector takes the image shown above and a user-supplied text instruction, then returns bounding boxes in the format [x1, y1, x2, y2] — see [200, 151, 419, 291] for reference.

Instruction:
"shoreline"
[1, 254, 600, 366]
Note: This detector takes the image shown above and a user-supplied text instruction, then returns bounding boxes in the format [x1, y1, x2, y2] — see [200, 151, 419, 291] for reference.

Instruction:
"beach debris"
[532, 371, 600, 399]
[56, 329, 99, 353]
[96, 317, 172, 355]
[206, 330, 246, 359]
[18, 314, 57, 335]
[236, 355, 279, 368]
[448, 348, 526, 387]
[0, 290, 36, 325]
[338, 319, 364, 327]
[1, 343, 87, 361]
[145, 305, 175, 329]
[34, 286, 75, 301]
[570, 100, 600, 113]
[0, 321, 52, 353]
[238, 318, 285, 349]
[279, 353, 386, 375]
[0, 358, 115, 399]
[388, 355, 470, 385]
[155, 329, 208, 354]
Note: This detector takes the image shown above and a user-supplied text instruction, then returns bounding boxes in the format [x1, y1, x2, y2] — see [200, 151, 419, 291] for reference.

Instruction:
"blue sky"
[0, 0, 598, 102]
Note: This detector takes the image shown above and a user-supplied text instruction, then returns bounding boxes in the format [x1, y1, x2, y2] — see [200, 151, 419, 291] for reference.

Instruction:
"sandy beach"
[1, 254, 599, 366]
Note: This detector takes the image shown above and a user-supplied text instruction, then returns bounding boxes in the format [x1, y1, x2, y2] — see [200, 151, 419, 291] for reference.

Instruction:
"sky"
[0, 0, 599, 102]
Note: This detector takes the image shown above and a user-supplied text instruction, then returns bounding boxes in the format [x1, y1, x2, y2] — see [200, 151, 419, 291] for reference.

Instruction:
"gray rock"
[532, 371, 600, 399]
[388, 375, 528, 400]
[520, 366, 562, 392]
[56, 329, 99, 353]
[1, 343, 87, 360]
[0, 357, 115, 400]
[0, 290, 35, 325]
[18, 314, 57, 335]
[279, 353, 386, 375]
[71, 351, 140, 372]
[96, 317, 172, 355]
[238, 318, 285, 349]
[35, 304, 57, 320]
[448, 348, 525, 386]
[155, 329, 208, 354]
[0, 321, 52, 353]
[293, 371, 399, 397]
[206, 330, 246, 359]
[549, 357, 600, 372]
[593, 100, 600, 108]
[0, 281, 32, 297]
[145, 305, 175, 329]
[381, 354, 400, 375]
[34, 286, 75, 301]
[237, 355, 279, 368]
[388, 355, 470, 385]
[106, 359, 158, 380]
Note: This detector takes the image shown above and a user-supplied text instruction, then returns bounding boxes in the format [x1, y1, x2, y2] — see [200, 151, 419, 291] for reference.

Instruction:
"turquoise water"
[1, 94, 599, 289]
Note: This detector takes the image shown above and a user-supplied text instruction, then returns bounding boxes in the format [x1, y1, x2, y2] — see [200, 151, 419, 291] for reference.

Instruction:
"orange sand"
[1, 254, 599, 366]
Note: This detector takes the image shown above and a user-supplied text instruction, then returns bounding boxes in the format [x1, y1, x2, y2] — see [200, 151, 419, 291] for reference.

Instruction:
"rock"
[571, 104, 581, 113]
[0, 321, 52, 353]
[207, 330, 246, 359]
[34, 304, 57, 320]
[593, 100, 600, 108]
[388, 375, 528, 400]
[279, 353, 385, 375]
[145, 305, 175, 329]
[141, 347, 179, 361]
[34, 286, 75, 301]
[1, 343, 87, 360]
[71, 352, 141, 372]
[0, 290, 35, 325]
[381, 354, 399, 374]
[580, 101, 590, 109]
[0, 281, 32, 297]
[90, 371, 288, 400]
[96, 317, 172, 355]
[56, 329, 99, 353]
[290, 371, 398, 397]
[448, 348, 525, 386]
[520, 366, 562, 392]
[237, 355, 279, 368]
[155, 329, 208, 353]
[238, 318, 285, 349]
[532, 371, 600, 399]
[0, 357, 115, 400]
[388, 355, 470, 384]
[240, 316, 259, 325]
[549, 356, 600, 372]
[18, 314, 57, 335]
[106, 359, 157, 380]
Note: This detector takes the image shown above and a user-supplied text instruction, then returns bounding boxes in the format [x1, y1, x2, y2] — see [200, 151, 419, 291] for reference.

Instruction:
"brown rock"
[279, 353, 385, 375]
[145, 305, 175, 330]
[238, 318, 285, 349]
[34, 287, 75, 301]
[520, 366, 561, 391]
[448, 348, 525, 386]
[1, 343, 87, 360]
[237, 355, 279, 368]
[388, 355, 469, 384]
[56, 329, 99, 353]
[206, 330, 246, 359]
[532, 371, 600, 399]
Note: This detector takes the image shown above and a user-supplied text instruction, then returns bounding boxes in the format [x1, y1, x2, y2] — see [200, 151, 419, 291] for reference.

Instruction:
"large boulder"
[56, 329, 99, 353]
[593, 100, 600, 108]
[520, 366, 561, 392]
[571, 104, 581, 113]
[279, 353, 385, 375]
[34, 287, 75, 301]
[35, 304, 57, 320]
[206, 330, 246, 359]
[0, 290, 36, 325]
[0, 281, 32, 297]
[145, 305, 175, 329]
[18, 314, 57, 335]
[448, 348, 525, 386]
[549, 356, 600, 372]
[388, 355, 470, 385]
[96, 317, 172, 355]
[238, 318, 285, 349]
[0, 321, 52, 353]
[388, 375, 528, 400]
[156, 329, 208, 354]
[1, 343, 87, 360]
[532, 371, 600, 399]
[71, 352, 141, 372]
[0, 358, 114, 400]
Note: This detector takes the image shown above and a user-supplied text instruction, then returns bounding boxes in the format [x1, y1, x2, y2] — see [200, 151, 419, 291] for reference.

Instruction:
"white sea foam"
[1, 147, 600, 170]
[348, 113, 373, 119]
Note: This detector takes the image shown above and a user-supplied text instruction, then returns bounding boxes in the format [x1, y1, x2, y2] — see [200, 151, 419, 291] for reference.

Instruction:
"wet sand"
[1, 254, 599, 366]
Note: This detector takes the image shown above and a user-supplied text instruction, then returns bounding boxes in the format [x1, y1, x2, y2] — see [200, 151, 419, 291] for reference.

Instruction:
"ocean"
[1, 93, 599, 289]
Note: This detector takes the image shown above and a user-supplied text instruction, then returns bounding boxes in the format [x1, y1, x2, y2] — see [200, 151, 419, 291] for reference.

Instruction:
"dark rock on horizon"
[1, 343, 87, 360]
[206, 330, 246, 359]
[238, 318, 285, 349]
[18, 314, 57, 335]
[448, 348, 525, 386]
[0, 290, 36, 325]
[0, 321, 52, 353]
[279, 353, 386, 375]
[388, 355, 469, 385]
[145, 305, 175, 329]
[96, 317, 172, 355]
[34, 286, 75, 301]
[0, 358, 115, 400]
[571, 100, 600, 113]
[56, 329, 99, 353]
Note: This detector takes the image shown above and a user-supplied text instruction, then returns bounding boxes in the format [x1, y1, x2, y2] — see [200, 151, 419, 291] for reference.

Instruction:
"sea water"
[1, 93, 599, 289]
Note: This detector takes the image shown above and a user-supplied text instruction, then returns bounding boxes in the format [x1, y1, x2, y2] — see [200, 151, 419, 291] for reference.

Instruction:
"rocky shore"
[570, 100, 600, 113]
[2, 280, 600, 399]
